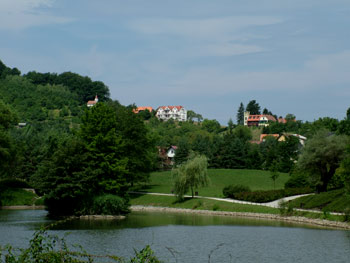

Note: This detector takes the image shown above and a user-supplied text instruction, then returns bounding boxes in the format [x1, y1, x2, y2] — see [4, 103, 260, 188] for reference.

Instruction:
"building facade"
[156, 106, 187, 121]
[244, 111, 276, 127]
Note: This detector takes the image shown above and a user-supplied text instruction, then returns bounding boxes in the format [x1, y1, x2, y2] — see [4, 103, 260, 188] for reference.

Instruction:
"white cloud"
[170, 51, 350, 95]
[129, 16, 282, 39]
[0, 0, 72, 30]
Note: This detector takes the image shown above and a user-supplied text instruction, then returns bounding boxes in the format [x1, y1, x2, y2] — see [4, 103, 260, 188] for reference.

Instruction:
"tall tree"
[347, 107, 350, 120]
[246, 100, 261, 115]
[297, 130, 348, 192]
[0, 100, 17, 177]
[236, 102, 245, 125]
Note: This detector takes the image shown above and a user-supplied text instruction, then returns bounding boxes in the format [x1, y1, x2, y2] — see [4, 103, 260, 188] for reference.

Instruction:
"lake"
[1, 209, 350, 262]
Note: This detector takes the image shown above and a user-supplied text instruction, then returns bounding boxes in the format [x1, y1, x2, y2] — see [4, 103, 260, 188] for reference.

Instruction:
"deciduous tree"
[297, 130, 348, 192]
[172, 155, 209, 199]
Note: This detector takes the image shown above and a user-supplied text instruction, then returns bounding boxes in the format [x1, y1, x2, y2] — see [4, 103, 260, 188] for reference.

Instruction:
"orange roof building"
[87, 95, 98, 107]
[244, 111, 277, 127]
[133, 106, 153, 113]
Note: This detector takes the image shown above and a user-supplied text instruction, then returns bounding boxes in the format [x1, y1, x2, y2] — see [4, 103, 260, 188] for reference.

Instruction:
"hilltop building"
[133, 106, 153, 114]
[87, 95, 98, 107]
[244, 111, 276, 127]
[156, 106, 187, 121]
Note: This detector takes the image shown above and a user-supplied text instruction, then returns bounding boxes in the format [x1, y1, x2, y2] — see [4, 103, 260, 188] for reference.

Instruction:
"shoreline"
[131, 205, 350, 230]
[2, 205, 350, 230]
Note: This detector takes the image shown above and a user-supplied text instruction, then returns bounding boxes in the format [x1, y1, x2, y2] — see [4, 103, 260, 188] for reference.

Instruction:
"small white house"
[167, 146, 177, 158]
[87, 95, 98, 107]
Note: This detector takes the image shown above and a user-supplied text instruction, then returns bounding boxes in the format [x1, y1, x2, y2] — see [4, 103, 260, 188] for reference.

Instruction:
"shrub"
[285, 172, 312, 189]
[90, 194, 130, 215]
[232, 187, 313, 203]
[222, 184, 251, 198]
[212, 204, 220, 211]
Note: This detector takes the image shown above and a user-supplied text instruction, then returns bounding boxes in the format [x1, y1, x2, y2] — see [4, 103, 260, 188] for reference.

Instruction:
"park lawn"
[136, 169, 290, 197]
[130, 193, 279, 214]
[0, 188, 38, 206]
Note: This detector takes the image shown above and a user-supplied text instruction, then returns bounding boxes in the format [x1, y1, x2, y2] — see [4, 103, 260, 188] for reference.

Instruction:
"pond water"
[1, 209, 350, 262]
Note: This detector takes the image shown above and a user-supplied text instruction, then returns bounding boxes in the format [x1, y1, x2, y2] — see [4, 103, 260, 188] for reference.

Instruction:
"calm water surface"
[1, 209, 350, 263]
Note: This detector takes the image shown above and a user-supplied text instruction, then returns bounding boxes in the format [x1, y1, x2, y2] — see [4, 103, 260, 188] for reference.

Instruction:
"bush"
[232, 187, 313, 203]
[90, 194, 130, 215]
[284, 172, 312, 189]
[222, 184, 251, 198]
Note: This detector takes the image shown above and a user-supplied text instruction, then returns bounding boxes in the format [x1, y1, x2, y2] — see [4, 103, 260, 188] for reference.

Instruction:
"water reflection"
[1, 210, 350, 263]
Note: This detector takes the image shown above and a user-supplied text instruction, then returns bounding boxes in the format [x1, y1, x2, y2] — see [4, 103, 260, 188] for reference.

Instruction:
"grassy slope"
[289, 189, 350, 212]
[137, 169, 289, 197]
[130, 194, 279, 214]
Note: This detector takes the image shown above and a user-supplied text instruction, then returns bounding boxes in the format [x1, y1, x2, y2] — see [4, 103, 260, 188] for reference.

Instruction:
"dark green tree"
[0, 100, 17, 177]
[297, 130, 348, 192]
[246, 100, 261, 115]
[236, 102, 245, 125]
[202, 119, 221, 133]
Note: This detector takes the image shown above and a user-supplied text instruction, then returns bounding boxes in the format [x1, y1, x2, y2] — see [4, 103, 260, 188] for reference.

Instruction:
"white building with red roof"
[244, 111, 277, 127]
[87, 95, 98, 107]
[156, 106, 187, 121]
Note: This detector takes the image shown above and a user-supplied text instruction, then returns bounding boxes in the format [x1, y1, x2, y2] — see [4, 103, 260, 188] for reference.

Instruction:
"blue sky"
[1, 0, 350, 124]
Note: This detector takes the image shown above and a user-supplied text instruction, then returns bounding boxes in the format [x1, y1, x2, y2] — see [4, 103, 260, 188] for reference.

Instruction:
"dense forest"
[1, 59, 350, 216]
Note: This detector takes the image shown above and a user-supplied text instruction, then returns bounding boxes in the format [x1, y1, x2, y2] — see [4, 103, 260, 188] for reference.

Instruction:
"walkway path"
[129, 191, 344, 216]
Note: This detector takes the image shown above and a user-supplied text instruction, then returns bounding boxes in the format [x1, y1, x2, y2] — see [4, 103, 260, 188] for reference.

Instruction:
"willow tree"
[172, 155, 209, 200]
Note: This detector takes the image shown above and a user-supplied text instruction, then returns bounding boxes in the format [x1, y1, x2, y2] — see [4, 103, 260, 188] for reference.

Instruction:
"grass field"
[130, 194, 279, 214]
[135, 169, 290, 197]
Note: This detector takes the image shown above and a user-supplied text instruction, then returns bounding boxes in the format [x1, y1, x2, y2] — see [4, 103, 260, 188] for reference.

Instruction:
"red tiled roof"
[248, 114, 276, 122]
[133, 106, 153, 113]
[158, 106, 184, 111]
[87, 100, 97, 105]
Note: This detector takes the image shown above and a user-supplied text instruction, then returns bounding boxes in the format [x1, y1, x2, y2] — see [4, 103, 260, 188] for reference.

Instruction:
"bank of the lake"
[131, 205, 350, 230]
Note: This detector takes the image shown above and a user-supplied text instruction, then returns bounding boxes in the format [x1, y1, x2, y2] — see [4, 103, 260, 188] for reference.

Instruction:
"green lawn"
[136, 169, 290, 197]
[130, 194, 279, 214]
[0, 188, 38, 206]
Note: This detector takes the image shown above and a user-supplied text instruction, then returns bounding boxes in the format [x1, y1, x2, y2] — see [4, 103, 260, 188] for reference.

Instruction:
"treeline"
[0, 59, 156, 216]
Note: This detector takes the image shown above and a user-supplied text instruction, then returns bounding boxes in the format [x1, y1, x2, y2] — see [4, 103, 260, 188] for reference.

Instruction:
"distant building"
[87, 95, 98, 107]
[244, 111, 276, 127]
[133, 106, 153, 113]
[156, 106, 187, 121]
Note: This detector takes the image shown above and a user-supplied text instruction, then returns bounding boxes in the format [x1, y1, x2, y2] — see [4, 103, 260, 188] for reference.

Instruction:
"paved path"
[129, 191, 345, 216]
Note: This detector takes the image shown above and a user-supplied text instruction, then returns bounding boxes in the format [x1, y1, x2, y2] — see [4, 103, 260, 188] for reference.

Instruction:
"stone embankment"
[131, 205, 350, 230]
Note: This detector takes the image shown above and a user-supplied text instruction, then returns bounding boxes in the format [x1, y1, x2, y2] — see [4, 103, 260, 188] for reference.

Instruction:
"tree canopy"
[246, 100, 261, 115]
[297, 130, 349, 192]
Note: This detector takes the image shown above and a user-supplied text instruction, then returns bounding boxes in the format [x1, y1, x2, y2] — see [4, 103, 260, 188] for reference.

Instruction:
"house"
[157, 146, 178, 169]
[260, 134, 279, 142]
[156, 106, 187, 121]
[133, 106, 153, 114]
[244, 111, 276, 127]
[278, 134, 307, 146]
[87, 95, 98, 107]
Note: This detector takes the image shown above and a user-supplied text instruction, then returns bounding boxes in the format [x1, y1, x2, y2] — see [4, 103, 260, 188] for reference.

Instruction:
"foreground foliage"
[0, 229, 160, 263]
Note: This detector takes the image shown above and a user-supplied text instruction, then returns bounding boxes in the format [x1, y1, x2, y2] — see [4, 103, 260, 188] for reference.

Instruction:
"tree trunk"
[191, 186, 194, 198]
